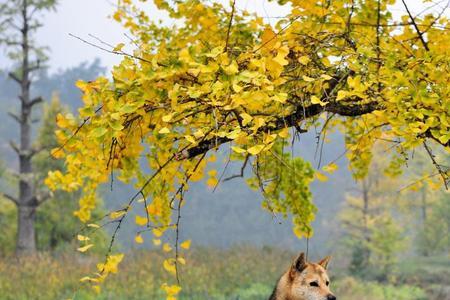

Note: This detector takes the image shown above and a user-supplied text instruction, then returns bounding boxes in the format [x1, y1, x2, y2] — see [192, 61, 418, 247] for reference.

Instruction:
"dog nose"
[327, 295, 336, 300]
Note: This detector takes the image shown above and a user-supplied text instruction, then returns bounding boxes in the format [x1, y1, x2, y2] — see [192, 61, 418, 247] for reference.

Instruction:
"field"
[1, 246, 444, 300]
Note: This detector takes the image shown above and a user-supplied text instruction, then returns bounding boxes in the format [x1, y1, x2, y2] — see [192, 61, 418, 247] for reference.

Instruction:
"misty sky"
[0, 0, 444, 73]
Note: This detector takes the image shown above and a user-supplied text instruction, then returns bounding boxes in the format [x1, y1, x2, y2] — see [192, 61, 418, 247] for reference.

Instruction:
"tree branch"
[2, 193, 18, 205]
[28, 96, 43, 108]
[401, 0, 430, 51]
[9, 140, 20, 154]
[8, 112, 21, 123]
[8, 72, 21, 84]
[176, 100, 381, 160]
[36, 190, 52, 204]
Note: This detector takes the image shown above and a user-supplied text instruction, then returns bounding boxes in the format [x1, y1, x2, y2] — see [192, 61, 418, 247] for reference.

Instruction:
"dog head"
[288, 252, 336, 300]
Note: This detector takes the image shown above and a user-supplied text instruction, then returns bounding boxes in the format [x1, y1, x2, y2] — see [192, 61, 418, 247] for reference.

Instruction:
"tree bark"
[16, 205, 37, 255]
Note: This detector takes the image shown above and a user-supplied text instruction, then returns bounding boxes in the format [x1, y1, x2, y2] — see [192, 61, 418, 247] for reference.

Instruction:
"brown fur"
[269, 253, 336, 300]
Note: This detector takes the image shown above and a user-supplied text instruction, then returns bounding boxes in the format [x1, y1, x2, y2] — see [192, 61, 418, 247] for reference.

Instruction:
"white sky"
[0, 0, 445, 73]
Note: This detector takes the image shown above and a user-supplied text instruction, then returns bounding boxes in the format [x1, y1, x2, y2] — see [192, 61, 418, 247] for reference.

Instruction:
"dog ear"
[317, 256, 331, 269]
[293, 252, 307, 273]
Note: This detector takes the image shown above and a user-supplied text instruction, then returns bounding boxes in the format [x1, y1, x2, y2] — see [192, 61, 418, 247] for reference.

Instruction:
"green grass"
[0, 247, 438, 300]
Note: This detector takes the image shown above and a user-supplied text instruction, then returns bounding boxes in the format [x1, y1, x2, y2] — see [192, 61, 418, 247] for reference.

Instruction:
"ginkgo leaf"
[110, 210, 126, 219]
[177, 257, 186, 265]
[311, 95, 328, 107]
[162, 113, 174, 122]
[336, 90, 349, 101]
[163, 259, 176, 274]
[113, 43, 125, 52]
[298, 56, 310, 65]
[207, 177, 218, 188]
[77, 244, 94, 252]
[135, 234, 144, 244]
[153, 239, 162, 246]
[159, 127, 171, 134]
[180, 240, 191, 249]
[153, 228, 163, 237]
[231, 146, 246, 154]
[247, 145, 265, 155]
[261, 26, 277, 50]
[163, 243, 172, 252]
[321, 74, 333, 80]
[135, 215, 147, 226]
[278, 128, 289, 138]
[223, 60, 239, 75]
[302, 75, 315, 82]
[77, 234, 90, 241]
[315, 172, 329, 182]
[240, 113, 253, 126]
[323, 163, 338, 174]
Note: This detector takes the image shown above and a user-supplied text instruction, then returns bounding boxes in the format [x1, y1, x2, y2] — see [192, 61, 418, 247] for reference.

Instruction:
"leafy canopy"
[46, 0, 450, 296]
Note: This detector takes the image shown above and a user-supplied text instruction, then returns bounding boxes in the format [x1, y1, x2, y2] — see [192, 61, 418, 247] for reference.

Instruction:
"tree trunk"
[16, 204, 37, 255]
[14, 0, 38, 255]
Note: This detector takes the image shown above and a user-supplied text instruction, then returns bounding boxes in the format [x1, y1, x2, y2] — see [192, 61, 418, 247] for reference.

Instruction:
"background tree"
[340, 145, 406, 281]
[0, 0, 57, 254]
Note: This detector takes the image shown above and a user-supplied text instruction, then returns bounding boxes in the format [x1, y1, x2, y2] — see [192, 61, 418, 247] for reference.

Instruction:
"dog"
[269, 252, 336, 300]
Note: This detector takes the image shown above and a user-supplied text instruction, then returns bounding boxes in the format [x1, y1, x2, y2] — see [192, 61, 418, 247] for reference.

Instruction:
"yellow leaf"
[177, 257, 186, 265]
[247, 144, 265, 155]
[185, 135, 196, 144]
[302, 75, 315, 82]
[159, 127, 171, 134]
[77, 244, 94, 252]
[298, 56, 310, 65]
[113, 43, 125, 52]
[135, 215, 147, 226]
[135, 234, 144, 244]
[311, 95, 328, 107]
[50, 148, 65, 159]
[163, 259, 176, 274]
[231, 146, 246, 154]
[223, 60, 239, 75]
[261, 26, 277, 50]
[162, 113, 174, 122]
[180, 240, 191, 249]
[163, 243, 172, 252]
[207, 177, 218, 188]
[240, 113, 253, 126]
[336, 90, 348, 101]
[110, 210, 126, 219]
[323, 163, 338, 174]
[87, 223, 100, 228]
[278, 127, 289, 138]
[321, 74, 333, 80]
[161, 283, 182, 296]
[315, 172, 329, 182]
[153, 239, 162, 246]
[153, 228, 163, 237]
[77, 234, 90, 242]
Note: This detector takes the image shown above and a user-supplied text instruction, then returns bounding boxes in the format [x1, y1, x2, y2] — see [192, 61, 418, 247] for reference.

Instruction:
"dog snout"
[326, 294, 336, 300]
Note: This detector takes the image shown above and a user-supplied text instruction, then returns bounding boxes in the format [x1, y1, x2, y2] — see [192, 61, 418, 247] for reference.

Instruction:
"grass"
[0, 246, 436, 300]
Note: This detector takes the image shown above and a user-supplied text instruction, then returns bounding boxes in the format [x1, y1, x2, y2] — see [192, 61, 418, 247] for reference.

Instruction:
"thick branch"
[177, 100, 381, 160]
[176, 72, 383, 160]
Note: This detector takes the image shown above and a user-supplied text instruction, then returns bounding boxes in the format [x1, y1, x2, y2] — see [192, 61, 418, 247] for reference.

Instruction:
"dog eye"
[326, 281, 330, 286]
[309, 281, 319, 287]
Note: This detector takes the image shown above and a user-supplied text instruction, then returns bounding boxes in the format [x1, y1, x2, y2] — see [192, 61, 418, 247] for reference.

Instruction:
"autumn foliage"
[45, 0, 450, 297]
